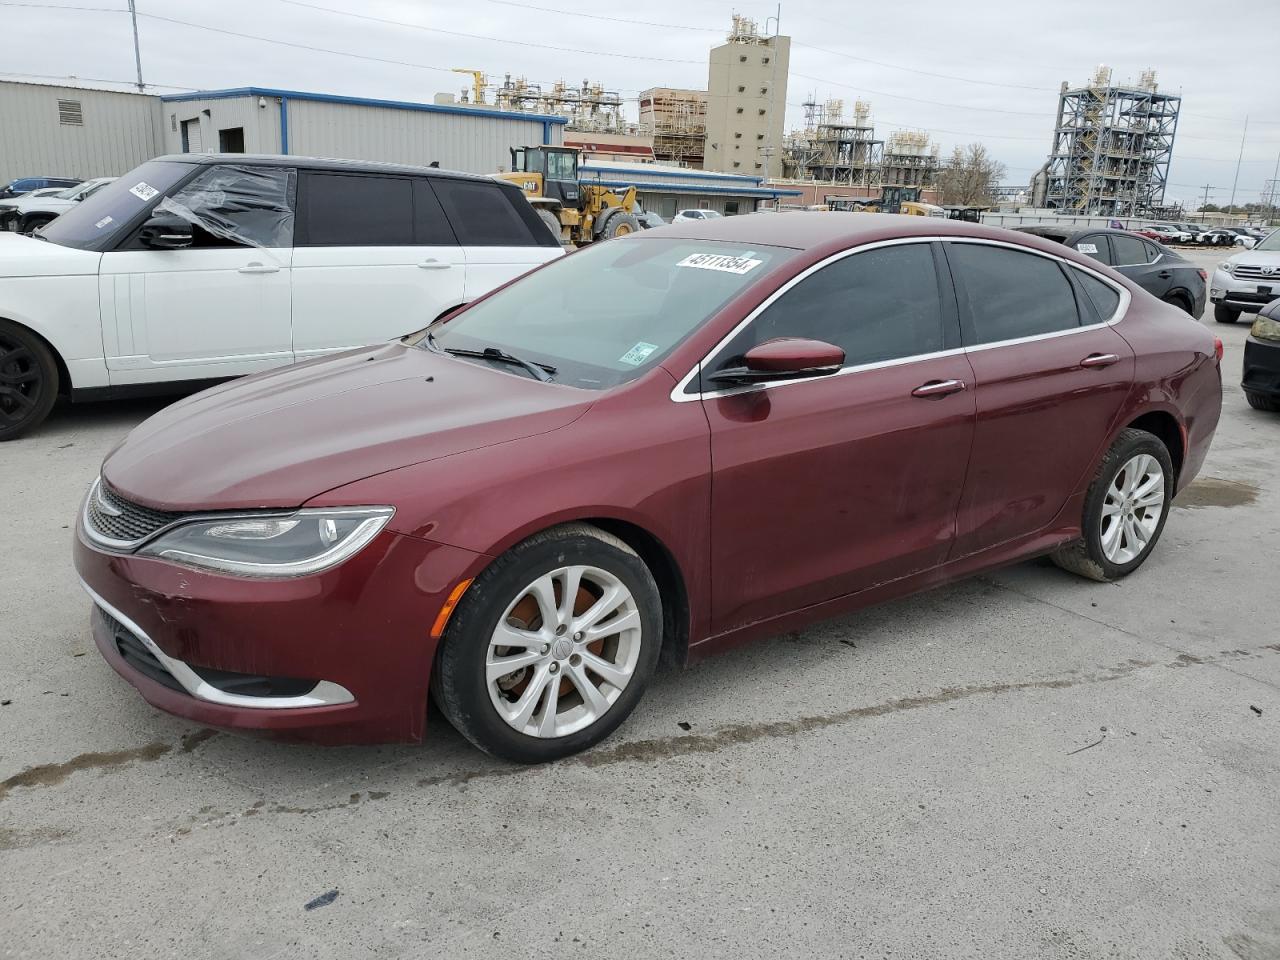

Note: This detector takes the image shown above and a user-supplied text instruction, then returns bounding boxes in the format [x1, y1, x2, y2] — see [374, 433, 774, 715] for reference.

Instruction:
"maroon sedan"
[74, 214, 1223, 762]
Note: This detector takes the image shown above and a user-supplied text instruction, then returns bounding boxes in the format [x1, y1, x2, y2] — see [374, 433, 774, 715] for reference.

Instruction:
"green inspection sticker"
[618, 341, 660, 366]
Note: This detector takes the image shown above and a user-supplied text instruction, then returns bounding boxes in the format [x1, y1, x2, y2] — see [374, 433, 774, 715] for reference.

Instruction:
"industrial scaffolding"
[1044, 67, 1180, 216]
[452, 70, 631, 133]
[781, 100, 937, 189]
[639, 88, 707, 167]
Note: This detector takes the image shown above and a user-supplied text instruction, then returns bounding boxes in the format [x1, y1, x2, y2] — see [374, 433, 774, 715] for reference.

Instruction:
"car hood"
[101, 342, 595, 512]
[1224, 249, 1280, 266]
[0, 233, 101, 277]
[7, 196, 74, 214]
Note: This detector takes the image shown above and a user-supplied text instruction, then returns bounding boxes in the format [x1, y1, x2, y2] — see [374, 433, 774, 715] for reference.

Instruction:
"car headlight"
[1253, 314, 1280, 343]
[1218, 261, 1236, 276]
[137, 507, 394, 577]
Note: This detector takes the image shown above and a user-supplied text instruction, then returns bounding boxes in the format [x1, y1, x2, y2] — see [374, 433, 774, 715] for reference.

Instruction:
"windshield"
[1254, 229, 1280, 251]
[425, 238, 795, 389]
[39, 161, 195, 250]
[52, 182, 88, 200]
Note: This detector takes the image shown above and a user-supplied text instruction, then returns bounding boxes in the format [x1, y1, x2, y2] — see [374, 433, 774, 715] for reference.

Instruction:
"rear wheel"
[1246, 391, 1280, 412]
[534, 208, 565, 246]
[1214, 303, 1240, 324]
[1161, 292, 1193, 315]
[19, 214, 54, 234]
[0, 320, 59, 441]
[599, 211, 641, 240]
[1051, 428, 1174, 582]
[434, 523, 662, 762]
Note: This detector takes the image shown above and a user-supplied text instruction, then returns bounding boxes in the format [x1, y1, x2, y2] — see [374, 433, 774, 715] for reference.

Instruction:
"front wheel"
[434, 523, 662, 762]
[1051, 428, 1174, 583]
[0, 320, 59, 441]
[1214, 304, 1240, 324]
[599, 211, 641, 240]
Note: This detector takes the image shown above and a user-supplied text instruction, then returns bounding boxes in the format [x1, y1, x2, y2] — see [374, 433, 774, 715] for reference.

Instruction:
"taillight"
[1197, 269, 1208, 282]
[1214, 337, 1224, 362]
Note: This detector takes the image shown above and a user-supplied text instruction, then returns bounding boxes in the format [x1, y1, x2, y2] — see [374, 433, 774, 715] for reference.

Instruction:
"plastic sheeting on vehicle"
[155, 165, 296, 251]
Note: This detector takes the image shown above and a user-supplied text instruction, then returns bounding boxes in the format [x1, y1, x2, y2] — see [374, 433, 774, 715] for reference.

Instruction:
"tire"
[1161, 292, 1193, 315]
[434, 522, 663, 763]
[0, 319, 59, 441]
[1214, 303, 1240, 324]
[19, 214, 54, 235]
[598, 211, 641, 240]
[1246, 391, 1280, 412]
[1051, 428, 1175, 583]
[534, 208, 565, 246]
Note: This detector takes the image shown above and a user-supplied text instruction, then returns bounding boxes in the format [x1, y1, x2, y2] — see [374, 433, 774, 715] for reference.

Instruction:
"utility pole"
[1199, 183, 1215, 212]
[128, 0, 144, 92]
[763, 3, 781, 186]
[1228, 114, 1248, 215]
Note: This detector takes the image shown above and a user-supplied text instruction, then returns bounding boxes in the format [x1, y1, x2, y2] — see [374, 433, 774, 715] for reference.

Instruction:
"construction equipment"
[497, 146, 641, 246]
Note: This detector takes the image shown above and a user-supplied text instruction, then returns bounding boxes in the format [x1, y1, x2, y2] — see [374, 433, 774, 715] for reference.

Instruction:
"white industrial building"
[0, 80, 566, 184]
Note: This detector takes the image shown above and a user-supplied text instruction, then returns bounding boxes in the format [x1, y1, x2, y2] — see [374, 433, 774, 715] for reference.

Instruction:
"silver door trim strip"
[669, 234, 1131, 403]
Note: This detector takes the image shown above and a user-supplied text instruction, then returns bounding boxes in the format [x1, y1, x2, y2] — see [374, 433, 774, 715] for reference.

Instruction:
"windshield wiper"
[444, 345, 556, 382]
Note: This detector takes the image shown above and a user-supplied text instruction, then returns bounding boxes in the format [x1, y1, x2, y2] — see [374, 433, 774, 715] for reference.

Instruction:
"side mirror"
[709, 337, 845, 385]
[138, 217, 192, 249]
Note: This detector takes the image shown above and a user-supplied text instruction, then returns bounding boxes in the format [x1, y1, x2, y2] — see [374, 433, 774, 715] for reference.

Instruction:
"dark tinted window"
[434, 179, 539, 246]
[38, 160, 194, 251]
[719, 243, 946, 367]
[1111, 234, 1151, 266]
[412, 180, 457, 245]
[1074, 234, 1113, 265]
[948, 243, 1079, 344]
[1072, 269, 1121, 321]
[301, 173, 413, 246]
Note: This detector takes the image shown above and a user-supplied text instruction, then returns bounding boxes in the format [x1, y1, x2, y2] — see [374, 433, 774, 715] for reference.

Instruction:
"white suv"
[0, 155, 563, 439]
[1210, 228, 1280, 324]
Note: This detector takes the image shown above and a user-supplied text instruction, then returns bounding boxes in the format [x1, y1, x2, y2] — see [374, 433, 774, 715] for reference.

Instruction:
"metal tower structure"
[1044, 66, 1180, 216]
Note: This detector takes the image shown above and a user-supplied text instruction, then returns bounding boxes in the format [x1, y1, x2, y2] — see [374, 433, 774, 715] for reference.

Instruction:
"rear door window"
[433, 179, 543, 246]
[299, 173, 413, 246]
[946, 243, 1080, 345]
[1071, 268, 1122, 322]
[1075, 233, 1113, 265]
[718, 242, 949, 368]
[1111, 234, 1152, 266]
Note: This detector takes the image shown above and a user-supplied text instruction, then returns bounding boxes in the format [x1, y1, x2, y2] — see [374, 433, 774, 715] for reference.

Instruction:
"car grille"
[1231, 264, 1280, 283]
[85, 480, 186, 546]
[98, 607, 186, 693]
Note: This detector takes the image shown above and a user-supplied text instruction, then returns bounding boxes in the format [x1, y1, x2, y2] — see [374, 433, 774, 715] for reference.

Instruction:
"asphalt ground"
[2, 246, 1278, 959]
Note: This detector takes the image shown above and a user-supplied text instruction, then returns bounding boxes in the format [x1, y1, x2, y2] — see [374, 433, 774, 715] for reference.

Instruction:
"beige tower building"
[703, 15, 791, 179]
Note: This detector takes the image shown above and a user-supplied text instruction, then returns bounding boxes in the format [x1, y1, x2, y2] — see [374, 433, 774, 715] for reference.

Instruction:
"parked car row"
[0, 175, 82, 201]
[1130, 223, 1271, 248]
[0, 177, 116, 234]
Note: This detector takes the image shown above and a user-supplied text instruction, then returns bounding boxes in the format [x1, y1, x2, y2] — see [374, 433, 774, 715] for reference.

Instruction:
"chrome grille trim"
[83, 477, 186, 549]
[1231, 264, 1280, 282]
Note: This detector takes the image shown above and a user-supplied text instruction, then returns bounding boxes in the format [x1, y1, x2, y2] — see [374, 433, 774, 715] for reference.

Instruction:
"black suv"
[1016, 226, 1206, 317]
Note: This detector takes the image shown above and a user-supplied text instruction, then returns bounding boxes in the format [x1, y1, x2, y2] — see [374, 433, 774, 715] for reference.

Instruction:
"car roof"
[642, 211, 1041, 250]
[152, 153, 506, 185]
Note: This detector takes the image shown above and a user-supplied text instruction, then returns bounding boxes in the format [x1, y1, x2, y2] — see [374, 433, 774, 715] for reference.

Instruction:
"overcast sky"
[7, 0, 1280, 207]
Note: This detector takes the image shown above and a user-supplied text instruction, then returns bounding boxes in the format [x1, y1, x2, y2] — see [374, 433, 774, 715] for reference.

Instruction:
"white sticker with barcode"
[676, 252, 763, 275]
[1076, 243, 1098, 253]
[129, 181, 159, 201]
[618, 342, 659, 366]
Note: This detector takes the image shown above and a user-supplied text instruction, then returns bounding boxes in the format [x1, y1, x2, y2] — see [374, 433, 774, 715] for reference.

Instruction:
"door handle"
[418, 259, 453, 270]
[911, 378, 966, 398]
[237, 262, 279, 274]
[1157, 270, 1172, 279]
[1080, 353, 1120, 368]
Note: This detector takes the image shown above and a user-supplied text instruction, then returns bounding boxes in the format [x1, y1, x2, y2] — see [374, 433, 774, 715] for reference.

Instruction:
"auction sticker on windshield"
[677, 252, 763, 275]
[1076, 243, 1098, 254]
[129, 182, 159, 202]
[618, 342, 659, 366]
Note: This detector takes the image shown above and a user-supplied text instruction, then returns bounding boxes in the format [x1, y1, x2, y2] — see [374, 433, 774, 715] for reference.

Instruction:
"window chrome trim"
[83, 581, 356, 709]
[670, 234, 1131, 403]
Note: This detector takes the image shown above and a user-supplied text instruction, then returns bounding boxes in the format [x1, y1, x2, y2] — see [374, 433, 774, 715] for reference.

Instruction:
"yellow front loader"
[496, 146, 641, 247]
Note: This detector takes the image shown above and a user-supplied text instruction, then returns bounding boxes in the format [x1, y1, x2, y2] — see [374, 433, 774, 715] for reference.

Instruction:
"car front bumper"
[1210, 269, 1280, 312]
[1243, 335, 1280, 401]
[74, 524, 489, 744]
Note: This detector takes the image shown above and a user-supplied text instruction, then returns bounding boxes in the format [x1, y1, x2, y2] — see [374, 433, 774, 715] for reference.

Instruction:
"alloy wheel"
[486, 564, 642, 738]
[1100, 453, 1165, 565]
[0, 330, 44, 430]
